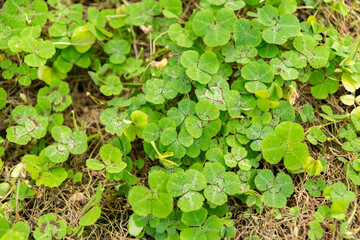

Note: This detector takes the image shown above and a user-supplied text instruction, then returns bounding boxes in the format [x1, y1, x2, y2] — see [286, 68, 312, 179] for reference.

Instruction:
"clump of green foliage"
[1, 0, 360, 239]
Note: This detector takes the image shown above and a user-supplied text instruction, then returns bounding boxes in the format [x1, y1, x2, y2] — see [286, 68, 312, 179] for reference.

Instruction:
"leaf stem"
[72, 110, 79, 131]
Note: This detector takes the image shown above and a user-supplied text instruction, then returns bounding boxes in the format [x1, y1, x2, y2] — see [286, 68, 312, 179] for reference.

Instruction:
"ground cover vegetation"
[1, 0, 360, 239]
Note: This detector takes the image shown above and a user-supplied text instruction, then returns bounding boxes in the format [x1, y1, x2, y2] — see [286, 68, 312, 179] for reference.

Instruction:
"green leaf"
[242, 61, 274, 83]
[181, 208, 208, 226]
[71, 25, 96, 53]
[185, 115, 203, 139]
[259, 6, 300, 45]
[125, 0, 162, 26]
[86, 158, 105, 170]
[160, 0, 182, 18]
[262, 122, 308, 170]
[195, 101, 219, 121]
[128, 186, 173, 218]
[44, 126, 87, 163]
[100, 75, 123, 96]
[104, 39, 130, 64]
[255, 170, 293, 208]
[48, 1, 83, 24]
[143, 78, 177, 104]
[7, 105, 48, 145]
[234, 19, 261, 47]
[37, 80, 72, 112]
[33, 213, 67, 240]
[100, 108, 130, 136]
[0, 221, 30, 240]
[41, 167, 68, 187]
[160, 127, 177, 146]
[192, 9, 237, 47]
[305, 179, 326, 197]
[79, 205, 102, 226]
[168, 23, 195, 48]
[0, 88, 6, 110]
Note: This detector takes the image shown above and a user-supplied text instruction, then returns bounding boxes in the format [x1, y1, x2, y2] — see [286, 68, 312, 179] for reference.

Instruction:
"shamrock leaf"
[233, 18, 262, 47]
[192, 8, 237, 47]
[224, 146, 251, 170]
[100, 75, 123, 96]
[48, 0, 83, 24]
[181, 208, 208, 226]
[3, 0, 48, 27]
[0, 221, 30, 240]
[7, 105, 48, 145]
[128, 171, 173, 218]
[242, 61, 274, 93]
[125, 0, 162, 26]
[270, 58, 299, 80]
[167, 99, 196, 126]
[293, 35, 330, 68]
[195, 76, 230, 111]
[307, 127, 327, 145]
[258, 5, 300, 45]
[33, 213, 67, 240]
[222, 42, 257, 64]
[143, 78, 177, 104]
[1, 59, 17, 80]
[104, 39, 130, 64]
[100, 107, 130, 136]
[20, 36, 56, 67]
[185, 101, 221, 139]
[208, 0, 245, 10]
[168, 23, 196, 48]
[160, 0, 182, 18]
[17, 64, 38, 86]
[37, 80, 72, 112]
[180, 215, 223, 240]
[203, 162, 240, 205]
[255, 169, 294, 208]
[308, 70, 338, 99]
[159, 127, 193, 159]
[225, 90, 256, 117]
[44, 126, 88, 163]
[305, 179, 326, 197]
[166, 169, 207, 212]
[87, 144, 126, 174]
[261, 121, 309, 171]
[22, 153, 68, 187]
[180, 50, 219, 84]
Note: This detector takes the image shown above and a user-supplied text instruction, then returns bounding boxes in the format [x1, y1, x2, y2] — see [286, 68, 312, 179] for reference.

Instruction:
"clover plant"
[86, 144, 126, 174]
[166, 169, 206, 212]
[255, 169, 293, 208]
[7, 105, 48, 145]
[33, 213, 67, 240]
[43, 126, 87, 163]
[37, 80, 72, 112]
[1, 0, 360, 239]
[305, 179, 326, 197]
[261, 121, 309, 171]
[128, 170, 173, 218]
[203, 162, 240, 205]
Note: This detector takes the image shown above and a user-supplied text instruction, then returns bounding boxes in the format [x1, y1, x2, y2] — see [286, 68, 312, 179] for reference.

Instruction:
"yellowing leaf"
[351, 106, 360, 118]
[342, 72, 360, 93]
[340, 95, 355, 106]
[71, 25, 96, 53]
[304, 157, 323, 176]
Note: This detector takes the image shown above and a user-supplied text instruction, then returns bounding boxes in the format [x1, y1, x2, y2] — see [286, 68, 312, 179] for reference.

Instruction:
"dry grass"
[1, 0, 360, 239]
